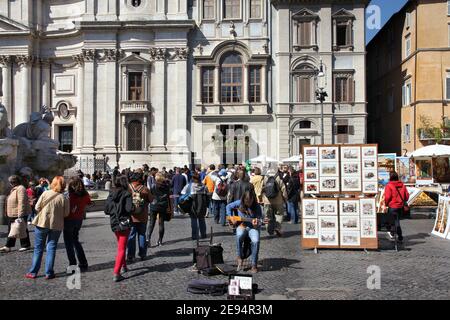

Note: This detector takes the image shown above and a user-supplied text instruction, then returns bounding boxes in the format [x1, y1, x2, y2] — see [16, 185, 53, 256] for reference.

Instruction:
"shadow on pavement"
[161, 231, 233, 246]
[125, 261, 193, 279]
[259, 258, 301, 272]
[260, 230, 301, 241]
[155, 247, 193, 257]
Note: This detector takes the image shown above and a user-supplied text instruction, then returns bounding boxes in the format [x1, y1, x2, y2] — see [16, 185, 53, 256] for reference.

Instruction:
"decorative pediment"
[119, 53, 152, 65]
[292, 8, 319, 21]
[0, 14, 29, 32]
[332, 9, 356, 20]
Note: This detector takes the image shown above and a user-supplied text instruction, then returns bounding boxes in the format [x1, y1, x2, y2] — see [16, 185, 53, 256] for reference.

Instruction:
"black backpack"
[191, 191, 209, 218]
[151, 185, 169, 212]
[264, 176, 279, 199]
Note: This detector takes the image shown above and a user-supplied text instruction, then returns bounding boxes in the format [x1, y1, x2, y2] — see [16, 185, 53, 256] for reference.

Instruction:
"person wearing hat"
[211, 169, 230, 226]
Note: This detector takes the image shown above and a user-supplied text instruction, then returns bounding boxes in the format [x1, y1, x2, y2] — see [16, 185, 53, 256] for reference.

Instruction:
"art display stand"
[301, 144, 379, 252]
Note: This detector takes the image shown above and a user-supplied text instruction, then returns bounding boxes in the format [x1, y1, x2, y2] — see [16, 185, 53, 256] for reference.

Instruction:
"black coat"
[228, 180, 253, 203]
[104, 189, 133, 233]
[286, 175, 300, 202]
[150, 182, 171, 213]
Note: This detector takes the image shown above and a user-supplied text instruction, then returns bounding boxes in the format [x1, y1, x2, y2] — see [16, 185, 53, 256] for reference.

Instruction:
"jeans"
[208, 196, 214, 215]
[236, 227, 260, 267]
[128, 222, 148, 258]
[63, 219, 88, 267]
[264, 204, 285, 235]
[388, 208, 404, 240]
[28, 209, 36, 223]
[190, 216, 207, 240]
[214, 200, 227, 225]
[287, 201, 299, 224]
[147, 211, 165, 243]
[28, 227, 62, 277]
[172, 195, 180, 214]
[5, 216, 31, 248]
[114, 230, 130, 275]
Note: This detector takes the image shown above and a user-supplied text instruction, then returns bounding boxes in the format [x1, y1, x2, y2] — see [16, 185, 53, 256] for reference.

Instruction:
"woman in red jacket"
[384, 171, 409, 242]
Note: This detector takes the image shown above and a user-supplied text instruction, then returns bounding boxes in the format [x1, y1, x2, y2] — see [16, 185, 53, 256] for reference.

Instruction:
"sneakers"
[19, 247, 31, 252]
[251, 266, 258, 274]
[113, 274, 125, 282]
[25, 273, 37, 279]
[274, 229, 283, 238]
[0, 246, 11, 253]
[157, 240, 163, 247]
[387, 232, 395, 240]
[121, 266, 129, 274]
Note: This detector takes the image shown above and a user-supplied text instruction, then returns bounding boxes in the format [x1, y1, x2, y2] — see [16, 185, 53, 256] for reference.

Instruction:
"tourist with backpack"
[104, 175, 134, 282]
[127, 173, 152, 262]
[181, 173, 209, 240]
[212, 169, 229, 226]
[226, 190, 262, 273]
[203, 165, 218, 218]
[262, 169, 287, 237]
[147, 173, 171, 247]
[64, 177, 92, 272]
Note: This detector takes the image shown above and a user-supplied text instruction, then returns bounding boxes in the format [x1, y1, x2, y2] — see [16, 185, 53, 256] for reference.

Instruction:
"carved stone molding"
[173, 47, 190, 60]
[82, 49, 96, 62]
[0, 55, 12, 67]
[16, 55, 34, 67]
[149, 47, 167, 61]
[72, 54, 84, 66]
[103, 49, 124, 62]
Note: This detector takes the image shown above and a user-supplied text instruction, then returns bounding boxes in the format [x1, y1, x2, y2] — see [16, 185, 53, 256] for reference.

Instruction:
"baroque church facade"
[0, 0, 367, 170]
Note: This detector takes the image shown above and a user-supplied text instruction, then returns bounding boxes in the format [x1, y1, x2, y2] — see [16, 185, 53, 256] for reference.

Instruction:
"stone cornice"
[15, 55, 34, 67]
[74, 20, 196, 31]
[149, 47, 167, 61]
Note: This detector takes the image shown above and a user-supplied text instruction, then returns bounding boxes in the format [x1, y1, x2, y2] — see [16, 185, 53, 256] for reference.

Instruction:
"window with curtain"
[221, 53, 242, 103]
[202, 67, 215, 103]
[128, 72, 143, 101]
[128, 120, 143, 151]
[334, 74, 354, 103]
[294, 65, 315, 103]
[224, 0, 240, 19]
[250, 0, 261, 19]
[249, 66, 261, 103]
[203, 0, 215, 19]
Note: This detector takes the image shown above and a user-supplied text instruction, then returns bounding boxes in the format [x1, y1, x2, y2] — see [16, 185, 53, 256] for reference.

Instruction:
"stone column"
[150, 48, 166, 151]
[196, 65, 202, 105]
[82, 49, 96, 152]
[243, 64, 249, 104]
[41, 59, 51, 110]
[16, 55, 33, 125]
[175, 49, 188, 151]
[103, 49, 120, 151]
[214, 65, 220, 104]
[261, 64, 267, 103]
[73, 55, 84, 151]
[0, 56, 12, 124]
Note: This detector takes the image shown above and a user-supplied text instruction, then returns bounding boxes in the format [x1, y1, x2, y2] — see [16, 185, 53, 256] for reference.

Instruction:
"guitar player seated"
[226, 190, 263, 273]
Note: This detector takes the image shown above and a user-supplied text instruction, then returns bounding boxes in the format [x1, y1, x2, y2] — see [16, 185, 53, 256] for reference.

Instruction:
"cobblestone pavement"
[0, 212, 449, 300]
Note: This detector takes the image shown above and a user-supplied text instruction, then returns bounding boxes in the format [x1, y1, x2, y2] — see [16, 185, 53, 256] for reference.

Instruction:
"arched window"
[293, 64, 315, 103]
[128, 120, 143, 151]
[221, 53, 242, 103]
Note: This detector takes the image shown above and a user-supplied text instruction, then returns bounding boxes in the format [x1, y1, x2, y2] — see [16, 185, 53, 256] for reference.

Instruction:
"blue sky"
[366, 0, 408, 43]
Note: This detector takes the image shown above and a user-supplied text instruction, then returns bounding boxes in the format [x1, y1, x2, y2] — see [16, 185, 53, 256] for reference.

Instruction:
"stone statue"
[0, 103, 11, 139]
[13, 105, 54, 141]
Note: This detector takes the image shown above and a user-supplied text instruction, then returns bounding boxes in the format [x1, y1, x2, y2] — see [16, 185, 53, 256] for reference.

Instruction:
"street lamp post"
[103, 153, 107, 173]
[316, 60, 328, 145]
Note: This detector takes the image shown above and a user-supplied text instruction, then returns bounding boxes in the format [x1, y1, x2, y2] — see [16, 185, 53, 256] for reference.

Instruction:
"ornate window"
[293, 65, 315, 103]
[334, 72, 355, 103]
[332, 9, 355, 50]
[128, 72, 143, 101]
[224, 0, 240, 19]
[221, 53, 242, 103]
[203, 0, 215, 19]
[249, 66, 261, 103]
[202, 67, 215, 103]
[250, 0, 262, 19]
[292, 9, 319, 50]
[128, 120, 143, 151]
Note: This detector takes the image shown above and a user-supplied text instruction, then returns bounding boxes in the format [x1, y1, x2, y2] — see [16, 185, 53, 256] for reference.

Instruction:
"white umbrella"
[249, 155, 280, 163]
[282, 155, 302, 163]
[411, 144, 450, 158]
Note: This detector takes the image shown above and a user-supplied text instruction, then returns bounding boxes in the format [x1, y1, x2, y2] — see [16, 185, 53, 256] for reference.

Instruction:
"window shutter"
[346, 22, 352, 46]
[402, 85, 406, 106]
[349, 125, 355, 135]
[348, 77, 354, 102]
[447, 77, 450, 100]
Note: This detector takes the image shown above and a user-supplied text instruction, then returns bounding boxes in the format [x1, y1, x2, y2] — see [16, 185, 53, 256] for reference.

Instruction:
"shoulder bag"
[395, 186, 410, 214]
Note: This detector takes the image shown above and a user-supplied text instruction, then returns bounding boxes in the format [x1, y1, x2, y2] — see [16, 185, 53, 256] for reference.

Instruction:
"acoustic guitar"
[226, 216, 268, 227]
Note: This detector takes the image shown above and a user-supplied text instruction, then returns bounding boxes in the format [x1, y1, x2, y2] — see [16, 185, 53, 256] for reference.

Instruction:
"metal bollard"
[0, 195, 6, 225]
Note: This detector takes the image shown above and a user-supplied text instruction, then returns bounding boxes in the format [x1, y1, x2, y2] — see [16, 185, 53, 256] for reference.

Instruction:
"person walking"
[203, 165, 217, 218]
[25, 176, 70, 279]
[64, 177, 92, 272]
[250, 167, 264, 205]
[211, 169, 229, 226]
[286, 168, 300, 224]
[384, 171, 409, 243]
[181, 173, 209, 240]
[262, 169, 287, 237]
[171, 167, 187, 216]
[227, 170, 253, 204]
[0, 175, 32, 253]
[104, 175, 133, 282]
[226, 190, 262, 273]
[127, 173, 151, 262]
[26, 181, 37, 225]
[147, 173, 171, 247]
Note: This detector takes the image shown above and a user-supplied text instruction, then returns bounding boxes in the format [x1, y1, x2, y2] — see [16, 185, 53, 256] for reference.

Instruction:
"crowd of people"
[0, 162, 305, 282]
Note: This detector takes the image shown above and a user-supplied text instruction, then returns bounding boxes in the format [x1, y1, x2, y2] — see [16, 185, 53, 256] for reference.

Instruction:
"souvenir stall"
[248, 155, 280, 174]
[301, 144, 379, 251]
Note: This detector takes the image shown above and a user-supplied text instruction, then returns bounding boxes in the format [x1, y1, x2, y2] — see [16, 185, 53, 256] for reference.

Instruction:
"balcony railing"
[120, 101, 151, 113]
[418, 129, 450, 141]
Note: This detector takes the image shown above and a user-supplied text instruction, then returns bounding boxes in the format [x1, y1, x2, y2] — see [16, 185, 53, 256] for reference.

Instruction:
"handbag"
[8, 218, 27, 239]
[395, 186, 410, 214]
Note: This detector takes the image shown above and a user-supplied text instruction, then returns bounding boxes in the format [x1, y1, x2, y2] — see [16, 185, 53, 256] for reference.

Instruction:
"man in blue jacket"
[171, 167, 187, 216]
